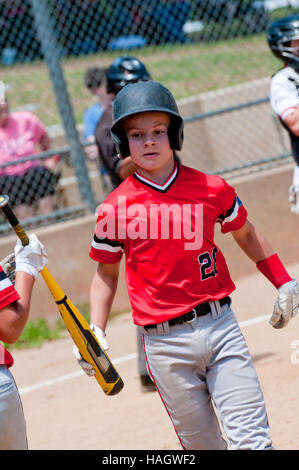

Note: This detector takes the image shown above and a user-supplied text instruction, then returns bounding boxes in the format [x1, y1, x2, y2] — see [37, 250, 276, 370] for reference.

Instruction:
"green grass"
[3, 301, 89, 350]
[4, 318, 63, 350]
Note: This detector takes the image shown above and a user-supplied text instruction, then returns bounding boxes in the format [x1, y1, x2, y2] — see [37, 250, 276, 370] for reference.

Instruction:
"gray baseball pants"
[142, 300, 272, 450]
[0, 366, 27, 450]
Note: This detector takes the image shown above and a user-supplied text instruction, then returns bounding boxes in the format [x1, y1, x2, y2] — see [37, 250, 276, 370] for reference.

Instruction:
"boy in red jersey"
[81, 81, 298, 449]
[0, 234, 48, 449]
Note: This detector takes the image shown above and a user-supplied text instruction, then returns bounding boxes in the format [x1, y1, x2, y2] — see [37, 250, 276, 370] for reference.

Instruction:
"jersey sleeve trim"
[219, 196, 247, 233]
[0, 344, 14, 368]
[89, 235, 124, 264]
[0, 269, 20, 309]
[92, 235, 123, 253]
[280, 106, 297, 120]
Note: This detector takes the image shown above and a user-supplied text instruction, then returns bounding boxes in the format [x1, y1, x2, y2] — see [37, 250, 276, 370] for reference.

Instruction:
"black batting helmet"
[106, 56, 151, 95]
[267, 15, 299, 71]
[111, 80, 184, 158]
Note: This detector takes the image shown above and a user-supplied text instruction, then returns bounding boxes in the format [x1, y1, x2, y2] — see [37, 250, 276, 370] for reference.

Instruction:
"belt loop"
[209, 301, 216, 319]
[156, 323, 164, 335]
[215, 300, 222, 316]
[209, 300, 222, 319]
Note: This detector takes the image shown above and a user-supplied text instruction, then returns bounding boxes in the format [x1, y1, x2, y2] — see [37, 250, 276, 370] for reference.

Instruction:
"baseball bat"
[0, 195, 124, 396]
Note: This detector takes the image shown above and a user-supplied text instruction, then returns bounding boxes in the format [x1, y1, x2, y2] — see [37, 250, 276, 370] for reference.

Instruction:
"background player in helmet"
[94, 56, 151, 190]
[267, 15, 299, 214]
[81, 80, 299, 449]
[0, 234, 48, 449]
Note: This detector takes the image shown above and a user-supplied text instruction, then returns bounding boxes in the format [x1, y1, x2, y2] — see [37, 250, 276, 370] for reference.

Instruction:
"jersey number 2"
[198, 248, 218, 280]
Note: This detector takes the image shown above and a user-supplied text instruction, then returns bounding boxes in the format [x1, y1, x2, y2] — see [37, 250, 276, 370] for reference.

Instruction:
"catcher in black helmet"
[106, 56, 151, 96]
[84, 80, 298, 450]
[267, 15, 299, 214]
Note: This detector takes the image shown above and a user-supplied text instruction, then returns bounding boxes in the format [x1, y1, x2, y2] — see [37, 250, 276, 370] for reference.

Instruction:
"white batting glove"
[289, 185, 299, 214]
[0, 252, 16, 285]
[73, 324, 109, 377]
[14, 233, 48, 279]
[270, 279, 299, 329]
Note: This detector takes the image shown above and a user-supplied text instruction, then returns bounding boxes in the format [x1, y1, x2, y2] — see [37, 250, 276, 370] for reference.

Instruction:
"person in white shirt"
[267, 15, 299, 214]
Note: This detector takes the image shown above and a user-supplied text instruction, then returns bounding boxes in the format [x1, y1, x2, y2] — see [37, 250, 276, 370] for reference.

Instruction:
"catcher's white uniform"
[270, 66, 299, 213]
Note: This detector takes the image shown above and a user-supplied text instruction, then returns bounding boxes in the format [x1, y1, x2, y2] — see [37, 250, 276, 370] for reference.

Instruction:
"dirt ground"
[10, 260, 299, 451]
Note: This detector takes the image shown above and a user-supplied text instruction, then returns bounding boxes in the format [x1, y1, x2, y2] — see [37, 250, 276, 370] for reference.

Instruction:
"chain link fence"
[0, 0, 298, 234]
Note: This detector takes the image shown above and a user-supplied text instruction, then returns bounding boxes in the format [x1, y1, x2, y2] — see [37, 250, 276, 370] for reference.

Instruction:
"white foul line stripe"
[239, 314, 270, 328]
[18, 315, 270, 396]
[19, 370, 84, 395]
[18, 353, 137, 396]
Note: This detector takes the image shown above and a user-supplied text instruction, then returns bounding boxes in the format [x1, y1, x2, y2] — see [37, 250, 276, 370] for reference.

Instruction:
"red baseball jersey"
[0, 266, 20, 367]
[89, 164, 247, 326]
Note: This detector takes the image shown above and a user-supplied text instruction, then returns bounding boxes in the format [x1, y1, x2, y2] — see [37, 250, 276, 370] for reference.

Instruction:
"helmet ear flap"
[168, 116, 184, 151]
[111, 126, 130, 159]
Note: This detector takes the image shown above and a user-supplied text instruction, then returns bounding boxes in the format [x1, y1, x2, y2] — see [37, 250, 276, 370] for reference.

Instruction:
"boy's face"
[123, 111, 173, 179]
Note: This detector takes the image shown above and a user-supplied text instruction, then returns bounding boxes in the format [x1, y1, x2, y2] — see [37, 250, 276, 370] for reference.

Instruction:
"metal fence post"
[29, 0, 96, 213]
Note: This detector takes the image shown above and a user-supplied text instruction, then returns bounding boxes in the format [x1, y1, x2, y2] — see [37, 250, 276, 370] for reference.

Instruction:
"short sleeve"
[26, 112, 47, 143]
[0, 267, 20, 309]
[89, 201, 124, 264]
[89, 235, 124, 264]
[217, 180, 247, 234]
[270, 73, 299, 121]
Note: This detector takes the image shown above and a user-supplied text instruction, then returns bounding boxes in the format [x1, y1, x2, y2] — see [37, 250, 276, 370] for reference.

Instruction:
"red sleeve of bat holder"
[256, 253, 292, 289]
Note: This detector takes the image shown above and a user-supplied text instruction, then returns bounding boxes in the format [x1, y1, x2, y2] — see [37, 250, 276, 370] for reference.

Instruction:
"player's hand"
[289, 185, 299, 214]
[270, 279, 299, 329]
[73, 324, 109, 377]
[0, 252, 16, 285]
[85, 144, 99, 161]
[14, 233, 48, 279]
